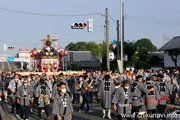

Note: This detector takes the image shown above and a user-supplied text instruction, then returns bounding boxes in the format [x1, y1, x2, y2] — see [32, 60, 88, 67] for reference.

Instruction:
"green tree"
[124, 42, 136, 67]
[65, 42, 86, 51]
[126, 55, 138, 67]
[15, 53, 19, 58]
[169, 49, 180, 68]
[99, 41, 106, 57]
[80, 42, 99, 56]
[134, 38, 157, 51]
[135, 48, 151, 69]
[111, 41, 136, 67]
[65, 41, 104, 57]
[124, 42, 136, 58]
[71, 64, 79, 71]
[150, 56, 161, 66]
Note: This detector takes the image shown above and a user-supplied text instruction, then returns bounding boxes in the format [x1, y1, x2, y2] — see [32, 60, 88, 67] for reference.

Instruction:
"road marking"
[7, 62, 11, 71]
[0, 62, 4, 73]
[12, 63, 17, 70]
[2, 62, 4, 71]
[10, 62, 15, 71]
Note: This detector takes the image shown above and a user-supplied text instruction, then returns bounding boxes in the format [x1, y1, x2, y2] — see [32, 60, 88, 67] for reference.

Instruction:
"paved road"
[0, 62, 17, 72]
[5, 100, 120, 120]
[1, 98, 147, 120]
[27, 100, 180, 120]
[3, 98, 180, 120]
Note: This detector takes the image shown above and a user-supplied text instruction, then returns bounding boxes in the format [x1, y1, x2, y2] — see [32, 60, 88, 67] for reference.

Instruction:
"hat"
[104, 75, 110, 80]
[158, 74, 164, 79]
[146, 77, 151, 81]
[136, 75, 143, 79]
[152, 75, 158, 77]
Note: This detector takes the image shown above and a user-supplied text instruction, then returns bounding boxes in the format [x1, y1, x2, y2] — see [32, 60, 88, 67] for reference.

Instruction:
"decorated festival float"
[18, 34, 83, 76]
[31, 34, 64, 72]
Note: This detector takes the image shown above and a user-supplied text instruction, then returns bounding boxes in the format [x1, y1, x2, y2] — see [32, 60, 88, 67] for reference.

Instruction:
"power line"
[0, 7, 103, 17]
[0, 7, 121, 26]
[60, 37, 117, 43]
[165, 36, 171, 40]
[125, 15, 180, 26]
[108, 14, 117, 23]
[125, 19, 180, 26]
[0, 40, 41, 45]
[125, 15, 180, 23]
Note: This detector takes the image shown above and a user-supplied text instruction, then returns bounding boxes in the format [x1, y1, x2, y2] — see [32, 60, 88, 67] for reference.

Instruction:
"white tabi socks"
[107, 109, 112, 119]
[103, 109, 106, 118]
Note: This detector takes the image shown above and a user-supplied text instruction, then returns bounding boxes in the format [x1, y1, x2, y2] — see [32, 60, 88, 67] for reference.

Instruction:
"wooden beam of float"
[16, 71, 85, 76]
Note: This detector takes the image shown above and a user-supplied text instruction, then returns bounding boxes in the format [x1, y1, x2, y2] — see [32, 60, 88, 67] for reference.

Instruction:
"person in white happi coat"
[8, 74, 22, 113]
[98, 75, 115, 119]
[52, 82, 73, 120]
[112, 80, 132, 120]
[0, 75, 8, 103]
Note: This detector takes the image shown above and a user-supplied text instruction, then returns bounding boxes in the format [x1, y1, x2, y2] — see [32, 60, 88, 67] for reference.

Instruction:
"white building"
[19, 49, 30, 58]
[18, 49, 30, 69]
[159, 36, 180, 68]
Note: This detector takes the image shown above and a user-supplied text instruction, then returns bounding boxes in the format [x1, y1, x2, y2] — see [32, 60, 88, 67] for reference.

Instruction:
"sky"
[0, 0, 180, 55]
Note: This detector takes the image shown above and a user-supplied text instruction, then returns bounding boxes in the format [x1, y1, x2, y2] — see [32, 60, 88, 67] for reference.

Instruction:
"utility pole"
[106, 8, 110, 71]
[117, 20, 120, 73]
[163, 33, 165, 45]
[120, 0, 124, 73]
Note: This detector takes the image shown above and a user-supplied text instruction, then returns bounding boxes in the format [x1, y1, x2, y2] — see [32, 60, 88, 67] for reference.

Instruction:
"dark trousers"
[88, 91, 93, 103]
[16, 102, 20, 114]
[94, 91, 100, 102]
[80, 94, 90, 111]
[73, 93, 80, 103]
[147, 109, 157, 120]
[158, 104, 166, 114]
[54, 116, 57, 120]
[12, 98, 20, 113]
[132, 106, 140, 120]
[20, 105, 30, 119]
[34, 97, 38, 104]
[158, 105, 166, 120]
[156, 106, 159, 114]
[170, 98, 175, 105]
[38, 105, 49, 119]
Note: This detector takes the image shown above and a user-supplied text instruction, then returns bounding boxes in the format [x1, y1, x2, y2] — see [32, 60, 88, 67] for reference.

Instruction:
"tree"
[65, 41, 104, 57]
[124, 42, 136, 67]
[124, 42, 136, 58]
[15, 53, 19, 58]
[71, 64, 79, 71]
[169, 49, 180, 68]
[111, 41, 136, 67]
[135, 48, 151, 69]
[150, 56, 162, 66]
[134, 38, 157, 51]
[65, 42, 86, 51]
[80, 42, 99, 56]
[126, 55, 138, 67]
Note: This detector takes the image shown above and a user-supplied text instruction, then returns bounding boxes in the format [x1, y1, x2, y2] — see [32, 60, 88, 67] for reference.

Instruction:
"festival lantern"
[64, 49, 68, 56]
[33, 49, 37, 56]
[30, 51, 34, 57]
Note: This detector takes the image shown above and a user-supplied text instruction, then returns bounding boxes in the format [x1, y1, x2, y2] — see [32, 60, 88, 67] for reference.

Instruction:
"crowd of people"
[0, 69, 180, 120]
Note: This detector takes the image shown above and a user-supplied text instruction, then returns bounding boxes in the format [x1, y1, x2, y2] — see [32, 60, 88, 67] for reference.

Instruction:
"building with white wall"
[19, 49, 30, 58]
[159, 36, 180, 69]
